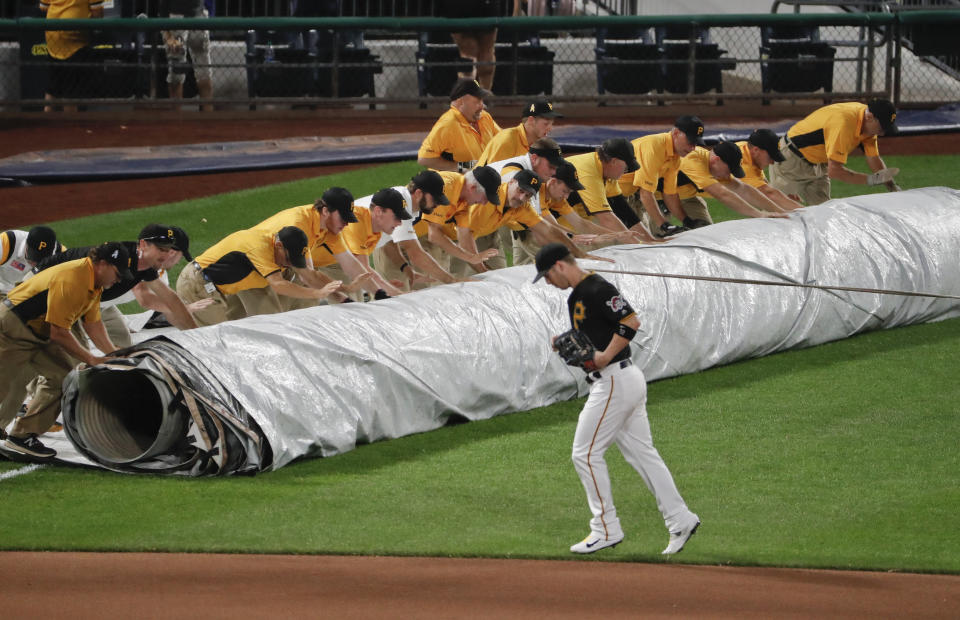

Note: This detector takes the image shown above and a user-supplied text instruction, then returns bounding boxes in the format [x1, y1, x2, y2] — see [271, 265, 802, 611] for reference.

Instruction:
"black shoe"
[3, 434, 56, 460]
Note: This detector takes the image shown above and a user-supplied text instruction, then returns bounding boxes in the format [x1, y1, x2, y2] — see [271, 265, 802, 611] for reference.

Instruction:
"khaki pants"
[511, 229, 540, 266]
[176, 264, 237, 326]
[768, 141, 831, 206]
[632, 194, 713, 229]
[0, 306, 75, 437]
[371, 239, 452, 290]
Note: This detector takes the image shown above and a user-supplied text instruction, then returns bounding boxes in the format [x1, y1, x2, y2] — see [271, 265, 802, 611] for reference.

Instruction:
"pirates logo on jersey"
[606, 295, 626, 313]
[572, 300, 586, 330]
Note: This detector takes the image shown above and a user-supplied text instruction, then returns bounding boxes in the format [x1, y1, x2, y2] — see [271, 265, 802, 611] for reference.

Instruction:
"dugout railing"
[0, 11, 958, 111]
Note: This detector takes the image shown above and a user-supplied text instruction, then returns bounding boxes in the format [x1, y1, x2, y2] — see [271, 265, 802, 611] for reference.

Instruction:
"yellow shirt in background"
[786, 102, 880, 165]
[6, 257, 101, 337]
[418, 106, 501, 165]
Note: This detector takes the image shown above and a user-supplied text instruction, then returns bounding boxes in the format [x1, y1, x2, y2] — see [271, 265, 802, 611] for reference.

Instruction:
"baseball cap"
[748, 128, 785, 163]
[529, 137, 564, 167]
[533, 242, 570, 283]
[277, 226, 310, 269]
[371, 187, 413, 221]
[138, 223, 193, 261]
[867, 98, 898, 135]
[601, 137, 640, 173]
[25, 226, 57, 263]
[450, 78, 491, 101]
[713, 141, 746, 178]
[320, 187, 359, 224]
[95, 241, 135, 280]
[512, 169, 542, 196]
[471, 165, 502, 205]
[522, 100, 564, 119]
[675, 115, 707, 146]
[411, 170, 450, 206]
[554, 160, 585, 191]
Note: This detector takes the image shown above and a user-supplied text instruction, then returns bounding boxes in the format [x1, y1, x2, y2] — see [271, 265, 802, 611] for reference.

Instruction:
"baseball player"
[615, 115, 706, 237]
[417, 78, 501, 173]
[451, 170, 606, 274]
[160, 0, 213, 111]
[423, 167, 504, 273]
[176, 226, 341, 326]
[32, 224, 197, 349]
[1, 242, 132, 460]
[477, 99, 563, 167]
[533, 242, 700, 555]
[356, 171, 462, 290]
[768, 98, 901, 205]
[735, 129, 804, 213]
[1, 226, 61, 296]
[250, 187, 399, 308]
[565, 138, 660, 243]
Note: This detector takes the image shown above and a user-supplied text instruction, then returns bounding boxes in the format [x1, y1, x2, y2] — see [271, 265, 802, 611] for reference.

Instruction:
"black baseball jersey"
[34, 241, 158, 302]
[567, 273, 636, 363]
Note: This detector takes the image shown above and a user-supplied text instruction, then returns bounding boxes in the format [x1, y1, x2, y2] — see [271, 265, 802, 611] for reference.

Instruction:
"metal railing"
[0, 11, 957, 111]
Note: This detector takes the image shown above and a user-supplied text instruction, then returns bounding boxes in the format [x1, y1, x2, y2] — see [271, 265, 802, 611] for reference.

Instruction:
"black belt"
[192, 261, 212, 283]
[784, 137, 813, 165]
[585, 358, 633, 384]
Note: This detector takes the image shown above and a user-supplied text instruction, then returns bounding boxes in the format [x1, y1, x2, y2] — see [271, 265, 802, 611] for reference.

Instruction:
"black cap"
[320, 187, 358, 224]
[748, 128, 785, 163]
[277, 226, 310, 269]
[867, 98, 898, 135]
[529, 137, 564, 167]
[533, 242, 570, 283]
[372, 188, 413, 221]
[600, 137, 640, 173]
[450, 78, 491, 101]
[522, 100, 564, 119]
[411, 170, 450, 206]
[95, 241, 135, 280]
[138, 223, 192, 261]
[554, 161, 585, 191]
[512, 169, 542, 195]
[24, 226, 57, 263]
[713, 141, 746, 179]
[675, 115, 707, 146]
[471, 165, 502, 205]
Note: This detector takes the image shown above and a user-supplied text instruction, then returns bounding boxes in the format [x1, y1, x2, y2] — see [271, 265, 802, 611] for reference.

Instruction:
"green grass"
[2, 154, 958, 572]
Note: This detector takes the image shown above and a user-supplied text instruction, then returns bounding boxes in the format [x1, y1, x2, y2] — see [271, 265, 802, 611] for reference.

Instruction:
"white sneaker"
[662, 517, 700, 555]
[570, 532, 623, 554]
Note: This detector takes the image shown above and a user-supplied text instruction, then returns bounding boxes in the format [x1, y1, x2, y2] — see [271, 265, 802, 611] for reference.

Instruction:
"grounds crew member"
[424, 167, 504, 272]
[33, 224, 198, 348]
[655, 142, 790, 229]
[481, 137, 567, 265]
[449, 170, 607, 274]
[250, 187, 397, 308]
[418, 78, 501, 173]
[768, 98, 901, 205]
[735, 129, 803, 213]
[565, 138, 660, 243]
[176, 226, 341, 326]
[328, 188, 413, 298]
[0, 242, 133, 460]
[533, 242, 700, 556]
[477, 99, 563, 167]
[1, 226, 61, 295]
[355, 171, 462, 290]
[616, 115, 706, 237]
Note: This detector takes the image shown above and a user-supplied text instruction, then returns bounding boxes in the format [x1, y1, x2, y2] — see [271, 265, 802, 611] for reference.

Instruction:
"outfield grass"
[1, 154, 958, 572]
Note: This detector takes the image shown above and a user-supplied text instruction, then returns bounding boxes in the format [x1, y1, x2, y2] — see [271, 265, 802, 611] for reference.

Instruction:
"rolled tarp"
[60, 187, 960, 475]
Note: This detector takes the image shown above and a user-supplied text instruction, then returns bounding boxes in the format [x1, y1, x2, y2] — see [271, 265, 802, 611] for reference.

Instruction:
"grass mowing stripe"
[0, 464, 45, 481]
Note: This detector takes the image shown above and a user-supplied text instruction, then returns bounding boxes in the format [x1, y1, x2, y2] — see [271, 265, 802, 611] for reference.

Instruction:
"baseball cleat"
[662, 517, 700, 555]
[570, 532, 623, 554]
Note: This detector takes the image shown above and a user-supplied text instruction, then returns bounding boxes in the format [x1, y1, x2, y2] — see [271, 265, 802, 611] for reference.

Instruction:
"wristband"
[399, 262, 410, 273]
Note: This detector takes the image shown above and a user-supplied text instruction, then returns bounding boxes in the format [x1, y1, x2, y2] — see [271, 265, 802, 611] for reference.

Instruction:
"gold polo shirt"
[5, 257, 101, 337]
[418, 106, 501, 165]
[340, 206, 381, 256]
[253, 205, 347, 269]
[786, 102, 880, 165]
[455, 185, 542, 239]
[477, 123, 529, 166]
[565, 151, 619, 219]
[194, 229, 284, 295]
[738, 141, 768, 189]
[618, 132, 683, 197]
[41, 0, 103, 60]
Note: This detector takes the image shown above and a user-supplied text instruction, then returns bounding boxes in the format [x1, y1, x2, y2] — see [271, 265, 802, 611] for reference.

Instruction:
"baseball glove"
[554, 329, 597, 372]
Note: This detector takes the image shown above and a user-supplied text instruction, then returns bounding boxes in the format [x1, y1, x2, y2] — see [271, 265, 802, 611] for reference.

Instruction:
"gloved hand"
[682, 217, 711, 229]
[657, 222, 689, 238]
[374, 289, 391, 300]
[866, 167, 900, 186]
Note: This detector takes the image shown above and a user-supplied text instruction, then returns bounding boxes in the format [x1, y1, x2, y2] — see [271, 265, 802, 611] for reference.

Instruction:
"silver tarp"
[60, 187, 960, 475]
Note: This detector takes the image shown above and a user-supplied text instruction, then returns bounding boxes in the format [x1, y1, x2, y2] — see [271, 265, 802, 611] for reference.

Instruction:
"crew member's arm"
[756, 183, 804, 211]
[705, 182, 788, 218]
[293, 266, 364, 303]
[456, 226, 488, 273]
[397, 239, 457, 285]
[132, 279, 198, 330]
[416, 156, 459, 172]
[335, 251, 404, 297]
[729, 181, 790, 214]
[593, 314, 640, 370]
[427, 222, 498, 265]
[529, 220, 614, 263]
[866, 154, 901, 191]
[265, 271, 341, 300]
[826, 156, 899, 188]
[49, 324, 111, 365]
